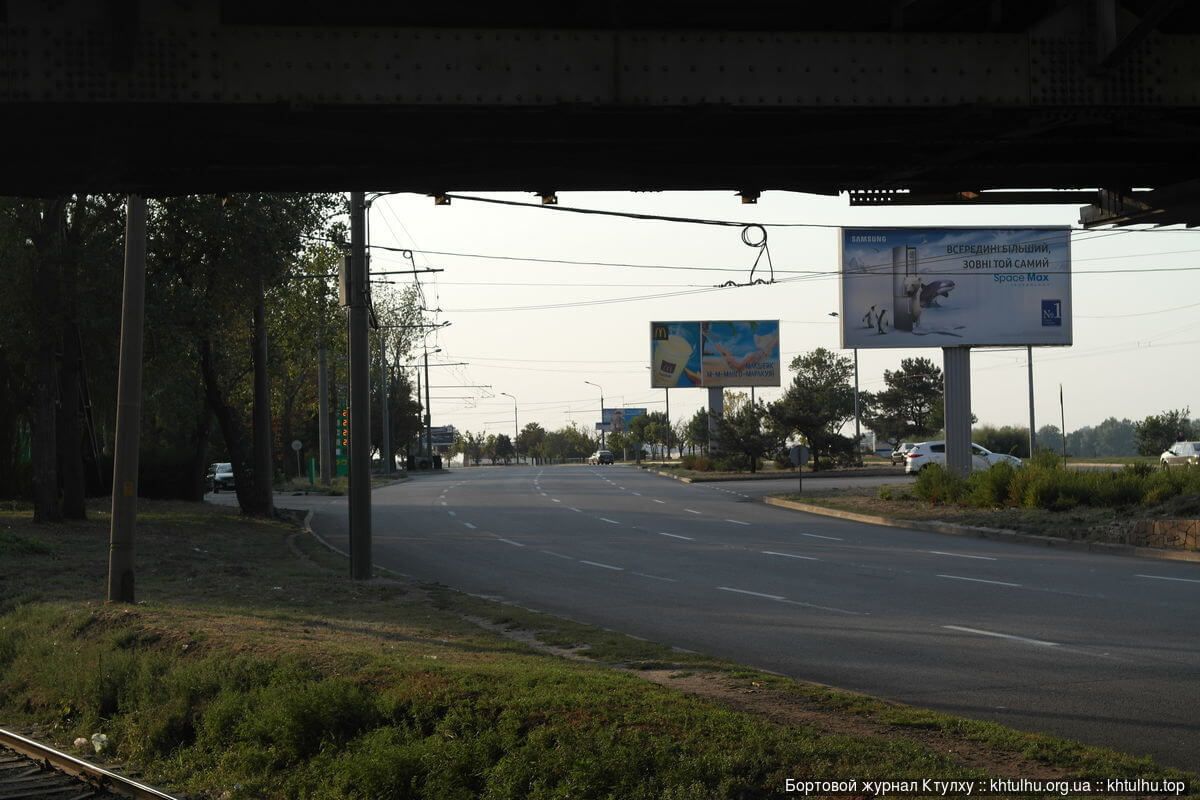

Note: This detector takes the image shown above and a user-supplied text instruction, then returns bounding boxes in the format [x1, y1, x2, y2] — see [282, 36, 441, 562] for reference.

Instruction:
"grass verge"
[1, 500, 1195, 798]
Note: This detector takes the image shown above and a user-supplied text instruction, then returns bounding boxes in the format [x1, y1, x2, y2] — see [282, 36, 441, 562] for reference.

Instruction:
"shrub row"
[913, 454, 1200, 511]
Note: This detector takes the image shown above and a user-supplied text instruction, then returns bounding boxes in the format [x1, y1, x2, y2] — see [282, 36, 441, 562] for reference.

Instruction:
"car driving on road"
[206, 462, 235, 493]
[904, 441, 1022, 474]
[588, 450, 614, 465]
[1160, 441, 1200, 469]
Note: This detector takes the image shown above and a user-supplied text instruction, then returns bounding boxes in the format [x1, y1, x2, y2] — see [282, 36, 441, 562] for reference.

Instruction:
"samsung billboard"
[839, 227, 1072, 348]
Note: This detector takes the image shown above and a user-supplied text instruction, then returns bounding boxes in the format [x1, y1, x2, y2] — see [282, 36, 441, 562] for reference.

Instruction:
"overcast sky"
[363, 190, 1200, 443]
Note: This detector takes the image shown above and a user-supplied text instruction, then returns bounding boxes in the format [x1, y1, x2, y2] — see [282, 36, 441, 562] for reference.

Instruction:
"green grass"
[0, 499, 1195, 798]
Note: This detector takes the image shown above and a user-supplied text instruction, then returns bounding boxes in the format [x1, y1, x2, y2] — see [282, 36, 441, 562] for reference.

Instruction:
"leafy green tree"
[1036, 424, 1064, 456]
[715, 402, 783, 473]
[493, 433, 515, 464]
[1065, 417, 1136, 458]
[769, 348, 857, 470]
[516, 422, 546, 464]
[684, 407, 710, 455]
[862, 357, 943, 449]
[973, 425, 1029, 458]
[1134, 408, 1195, 456]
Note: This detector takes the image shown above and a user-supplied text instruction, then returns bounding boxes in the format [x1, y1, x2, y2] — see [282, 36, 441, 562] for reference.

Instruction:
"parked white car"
[890, 442, 916, 465]
[904, 441, 1022, 475]
[1160, 441, 1200, 469]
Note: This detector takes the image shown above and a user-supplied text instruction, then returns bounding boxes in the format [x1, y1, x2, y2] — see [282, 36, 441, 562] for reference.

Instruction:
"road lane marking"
[462, 522, 477, 530]
[928, 550, 997, 561]
[569, 507, 582, 513]
[494, 537, 525, 548]
[633, 572, 678, 582]
[581, 560, 623, 571]
[685, 508, 702, 515]
[725, 519, 750, 526]
[599, 517, 620, 525]
[631, 492, 642, 496]
[653, 499, 666, 504]
[762, 550, 819, 561]
[937, 574, 1022, 588]
[657, 532, 694, 540]
[448, 511, 456, 516]
[540, 492, 548, 496]
[552, 498, 561, 503]
[718, 586, 784, 601]
[943, 625, 1057, 647]
[541, 550, 573, 560]
[778, 597, 865, 615]
[801, 533, 842, 541]
[1135, 574, 1200, 584]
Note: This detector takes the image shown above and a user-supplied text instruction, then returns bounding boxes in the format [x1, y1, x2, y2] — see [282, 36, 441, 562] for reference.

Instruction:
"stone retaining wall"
[1133, 519, 1200, 550]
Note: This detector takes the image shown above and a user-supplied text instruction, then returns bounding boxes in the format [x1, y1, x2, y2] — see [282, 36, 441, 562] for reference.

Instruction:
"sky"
[362, 190, 1200, 444]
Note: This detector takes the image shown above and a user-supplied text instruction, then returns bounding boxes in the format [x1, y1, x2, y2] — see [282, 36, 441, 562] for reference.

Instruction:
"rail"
[0, 727, 180, 800]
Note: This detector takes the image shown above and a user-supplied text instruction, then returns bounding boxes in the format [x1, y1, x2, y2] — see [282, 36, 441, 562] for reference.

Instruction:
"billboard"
[597, 408, 648, 433]
[840, 227, 1072, 348]
[650, 320, 781, 388]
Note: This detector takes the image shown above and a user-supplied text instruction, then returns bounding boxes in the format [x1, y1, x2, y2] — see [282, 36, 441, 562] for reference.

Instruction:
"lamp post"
[584, 380, 605, 447]
[500, 392, 518, 462]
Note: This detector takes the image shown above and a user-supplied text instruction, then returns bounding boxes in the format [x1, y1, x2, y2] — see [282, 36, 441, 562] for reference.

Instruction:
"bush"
[680, 454, 712, 472]
[913, 464, 967, 505]
[964, 462, 1016, 507]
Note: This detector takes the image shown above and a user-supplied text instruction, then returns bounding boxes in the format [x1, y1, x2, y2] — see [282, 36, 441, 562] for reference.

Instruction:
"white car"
[1160, 441, 1200, 469]
[890, 442, 916, 465]
[904, 441, 1022, 474]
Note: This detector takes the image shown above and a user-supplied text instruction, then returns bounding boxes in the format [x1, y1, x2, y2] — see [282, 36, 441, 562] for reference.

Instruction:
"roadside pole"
[348, 191, 372, 580]
[943, 347, 972, 477]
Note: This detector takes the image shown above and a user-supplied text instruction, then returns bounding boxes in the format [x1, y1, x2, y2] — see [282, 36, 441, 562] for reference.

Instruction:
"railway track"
[0, 728, 180, 800]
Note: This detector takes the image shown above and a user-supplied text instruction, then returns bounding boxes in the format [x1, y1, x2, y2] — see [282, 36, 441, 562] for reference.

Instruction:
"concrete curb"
[763, 496, 1200, 564]
[648, 467, 904, 484]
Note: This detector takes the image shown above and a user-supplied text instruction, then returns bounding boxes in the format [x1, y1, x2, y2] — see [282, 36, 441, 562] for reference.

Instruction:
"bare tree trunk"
[30, 198, 67, 523]
[199, 337, 266, 515]
[57, 324, 87, 519]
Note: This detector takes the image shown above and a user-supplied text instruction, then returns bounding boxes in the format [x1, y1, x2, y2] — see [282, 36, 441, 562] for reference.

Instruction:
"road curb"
[647, 467, 903, 484]
[763, 496, 1200, 564]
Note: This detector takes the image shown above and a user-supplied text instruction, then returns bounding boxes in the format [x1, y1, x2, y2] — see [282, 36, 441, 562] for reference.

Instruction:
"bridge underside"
[3, 1, 1200, 225]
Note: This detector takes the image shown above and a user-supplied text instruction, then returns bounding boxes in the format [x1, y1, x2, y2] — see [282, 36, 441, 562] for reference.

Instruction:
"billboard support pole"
[707, 386, 723, 455]
[943, 347, 972, 477]
[1027, 346, 1036, 458]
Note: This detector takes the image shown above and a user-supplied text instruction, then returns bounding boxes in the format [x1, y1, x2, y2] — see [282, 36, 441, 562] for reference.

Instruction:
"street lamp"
[500, 392, 518, 462]
[584, 380, 605, 448]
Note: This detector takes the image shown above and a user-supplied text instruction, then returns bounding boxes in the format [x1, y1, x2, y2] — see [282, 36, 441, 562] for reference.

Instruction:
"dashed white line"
[599, 517, 620, 525]
[652, 499, 666, 504]
[448, 511, 456, 517]
[685, 508, 702, 515]
[725, 519, 750, 526]
[943, 625, 1057, 647]
[462, 522, 477, 530]
[762, 550, 819, 561]
[1135, 573, 1200, 584]
[631, 492, 641, 496]
[569, 507, 582, 513]
[928, 550, 997, 561]
[633, 572, 678, 583]
[937, 574, 1022, 588]
[551, 498, 561, 503]
[580, 560, 624, 571]
[801, 533, 842, 541]
[494, 537, 526, 548]
[541, 550, 573, 560]
[718, 586, 785, 601]
[657, 532, 694, 540]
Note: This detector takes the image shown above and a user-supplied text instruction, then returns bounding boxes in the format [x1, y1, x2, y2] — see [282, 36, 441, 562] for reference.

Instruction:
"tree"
[1036, 424, 1064, 456]
[516, 422, 547, 464]
[769, 348, 857, 470]
[493, 434, 515, 464]
[862, 357, 943, 449]
[973, 425, 1029, 458]
[1134, 408, 1195, 456]
[715, 401, 783, 473]
[684, 407, 710, 454]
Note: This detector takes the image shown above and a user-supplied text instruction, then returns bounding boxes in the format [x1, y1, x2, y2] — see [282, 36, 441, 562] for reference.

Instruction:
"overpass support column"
[349, 191, 373, 580]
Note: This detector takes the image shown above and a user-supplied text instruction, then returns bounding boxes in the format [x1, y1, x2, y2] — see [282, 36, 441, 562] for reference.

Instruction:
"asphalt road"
[252, 464, 1200, 772]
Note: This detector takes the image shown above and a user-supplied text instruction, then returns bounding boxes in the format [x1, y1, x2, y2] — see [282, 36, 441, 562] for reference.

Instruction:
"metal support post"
[348, 191, 372, 580]
[707, 386, 724, 455]
[943, 346, 972, 477]
[424, 348, 433, 459]
[107, 195, 146, 604]
[853, 348, 862, 466]
[1027, 346, 1036, 458]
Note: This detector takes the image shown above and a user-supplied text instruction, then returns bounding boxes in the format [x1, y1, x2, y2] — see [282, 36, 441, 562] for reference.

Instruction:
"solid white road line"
[928, 550, 997, 561]
[801, 533, 843, 541]
[943, 625, 1058, 647]
[685, 508, 702, 515]
[599, 517, 620, 525]
[462, 522, 477, 530]
[540, 550, 573, 560]
[569, 507, 582, 513]
[1135, 573, 1200, 584]
[725, 519, 750, 526]
[580, 560, 624, 571]
[552, 498, 561, 503]
[631, 492, 641, 496]
[937, 574, 1022, 588]
[495, 537, 525, 548]
[633, 572, 678, 582]
[653, 499, 666, 504]
[762, 550, 819, 561]
[657, 532, 694, 540]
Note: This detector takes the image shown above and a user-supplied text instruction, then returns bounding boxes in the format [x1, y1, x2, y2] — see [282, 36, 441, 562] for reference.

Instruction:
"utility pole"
[424, 346, 433, 460]
[585, 380, 605, 448]
[348, 191, 372, 580]
[501, 392, 518, 461]
[107, 195, 146, 604]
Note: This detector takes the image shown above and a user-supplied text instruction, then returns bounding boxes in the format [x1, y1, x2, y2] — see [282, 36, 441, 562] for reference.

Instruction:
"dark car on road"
[589, 450, 614, 465]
